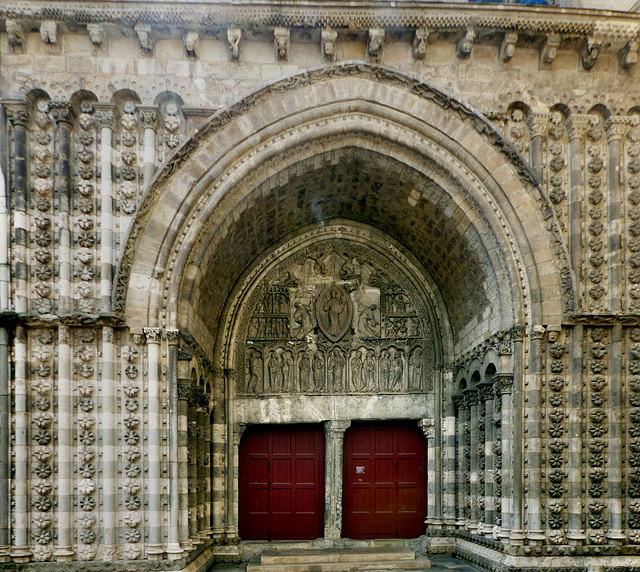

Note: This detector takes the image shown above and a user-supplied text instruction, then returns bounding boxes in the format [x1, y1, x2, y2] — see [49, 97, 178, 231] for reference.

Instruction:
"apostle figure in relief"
[379, 349, 391, 391]
[299, 351, 312, 391]
[246, 350, 263, 393]
[313, 352, 325, 391]
[351, 351, 364, 391]
[390, 350, 403, 391]
[328, 348, 345, 392]
[409, 346, 423, 390]
[267, 352, 279, 392]
[363, 350, 376, 391]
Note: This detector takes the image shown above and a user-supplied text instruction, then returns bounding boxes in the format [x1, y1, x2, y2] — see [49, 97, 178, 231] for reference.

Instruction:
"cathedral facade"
[0, 1, 639, 570]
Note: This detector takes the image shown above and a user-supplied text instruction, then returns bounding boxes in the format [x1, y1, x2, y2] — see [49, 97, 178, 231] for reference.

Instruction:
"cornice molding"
[1, 2, 639, 41]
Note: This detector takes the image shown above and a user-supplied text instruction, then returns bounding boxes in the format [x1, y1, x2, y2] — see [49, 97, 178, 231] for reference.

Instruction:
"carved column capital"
[605, 117, 631, 142]
[143, 327, 162, 344]
[463, 389, 479, 408]
[531, 325, 546, 341]
[566, 115, 593, 141]
[94, 104, 118, 130]
[165, 329, 181, 346]
[4, 102, 28, 127]
[49, 101, 73, 126]
[325, 419, 351, 437]
[139, 107, 160, 130]
[527, 113, 549, 139]
[452, 395, 467, 411]
[478, 382, 495, 402]
[494, 374, 514, 396]
[178, 378, 193, 401]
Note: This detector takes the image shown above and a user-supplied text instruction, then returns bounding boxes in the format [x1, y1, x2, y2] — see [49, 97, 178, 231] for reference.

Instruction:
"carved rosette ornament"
[625, 118, 640, 313]
[121, 334, 143, 557]
[543, 329, 568, 544]
[30, 330, 55, 561]
[118, 101, 139, 216]
[74, 101, 97, 314]
[628, 328, 640, 539]
[30, 99, 55, 315]
[544, 111, 568, 237]
[238, 238, 434, 396]
[586, 327, 608, 545]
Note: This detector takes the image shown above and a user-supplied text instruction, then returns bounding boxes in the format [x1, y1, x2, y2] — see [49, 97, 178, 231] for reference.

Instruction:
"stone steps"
[246, 546, 431, 571]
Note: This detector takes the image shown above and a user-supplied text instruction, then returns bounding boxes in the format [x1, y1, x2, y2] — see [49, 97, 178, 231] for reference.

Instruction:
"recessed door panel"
[343, 422, 426, 539]
[239, 424, 325, 540]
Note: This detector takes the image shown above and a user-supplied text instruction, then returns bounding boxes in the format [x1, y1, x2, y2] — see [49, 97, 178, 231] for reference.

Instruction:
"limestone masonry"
[2, 1, 640, 571]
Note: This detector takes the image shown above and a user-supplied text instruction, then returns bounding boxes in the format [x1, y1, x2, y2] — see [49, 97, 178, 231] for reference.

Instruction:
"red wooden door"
[343, 422, 426, 539]
[239, 424, 325, 540]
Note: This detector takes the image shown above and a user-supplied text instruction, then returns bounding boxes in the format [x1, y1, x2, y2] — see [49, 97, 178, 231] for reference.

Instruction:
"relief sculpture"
[239, 239, 433, 396]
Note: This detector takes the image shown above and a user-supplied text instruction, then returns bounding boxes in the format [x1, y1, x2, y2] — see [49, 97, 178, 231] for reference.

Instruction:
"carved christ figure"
[324, 289, 346, 337]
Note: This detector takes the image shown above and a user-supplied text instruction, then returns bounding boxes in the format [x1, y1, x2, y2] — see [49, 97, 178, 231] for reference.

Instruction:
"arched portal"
[115, 63, 571, 547]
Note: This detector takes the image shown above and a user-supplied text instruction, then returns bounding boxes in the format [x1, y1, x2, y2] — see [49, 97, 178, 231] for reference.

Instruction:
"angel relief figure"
[292, 301, 314, 338]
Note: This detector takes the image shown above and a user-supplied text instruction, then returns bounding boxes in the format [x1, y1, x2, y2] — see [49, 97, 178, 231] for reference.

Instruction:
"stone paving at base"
[209, 556, 483, 571]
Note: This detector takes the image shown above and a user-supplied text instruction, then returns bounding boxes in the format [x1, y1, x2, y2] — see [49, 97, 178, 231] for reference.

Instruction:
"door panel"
[343, 422, 426, 539]
[239, 424, 325, 540]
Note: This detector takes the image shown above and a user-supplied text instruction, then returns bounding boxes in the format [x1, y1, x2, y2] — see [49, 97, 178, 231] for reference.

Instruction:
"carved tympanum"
[238, 237, 434, 396]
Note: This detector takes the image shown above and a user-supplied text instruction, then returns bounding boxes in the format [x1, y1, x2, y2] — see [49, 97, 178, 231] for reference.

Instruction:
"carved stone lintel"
[227, 29, 241, 61]
[501, 32, 518, 63]
[40, 21, 58, 45]
[274, 28, 289, 61]
[581, 36, 601, 71]
[87, 24, 104, 46]
[621, 39, 640, 69]
[368, 29, 385, 59]
[7, 20, 25, 48]
[322, 29, 338, 62]
[540, 34, 561, 67]
[413, 28, 428, 61]
[184, 31, 199, 58]
[457, 27, 475, 59]
[143, 327, 162, 344]
[135, 24, 153, 54]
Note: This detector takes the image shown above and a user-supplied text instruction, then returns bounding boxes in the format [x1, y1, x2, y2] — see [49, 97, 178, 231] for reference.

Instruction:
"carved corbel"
[581, 36, 601, 71]
[40, 21, 58, 45]
[621, 38, 640, 70]
[413, 28, 428, 61]
[501, 32, 518, 63]
[6, 20, 25, 49]
[457, 27, 475, 59]
[87, 23, 104, 46]
[227, 28, 241, 60]
[540, 34, 561, 68]
[274, 27, 290, 61]
[368, 29, 385, 60]
[184, 31, 199, 58]
[321, 29, 337, 62]
[134, 23, 153, 55]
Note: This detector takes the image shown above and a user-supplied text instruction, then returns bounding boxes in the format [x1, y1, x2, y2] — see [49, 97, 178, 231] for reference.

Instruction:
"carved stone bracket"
[419, 418, 435, 440]
[184, 32, 199, 58]
[87, 23, 104, 46]
[501, 32, 518, 63]
[135, 23, 153, 54]
[540, 34, 561, 68]
[322, 29, 337, 62]
[6, 20, 25, 48]
[621, 38, 640, 69]
[227, 28, 241, 60]
[413, 28, 428, 60]
[274, 28, 289, 61]
[368, 29, 385, 60]
[457, 27, 475, 59]
[581, 36, 601, 71]
[40, 21, 57, 45]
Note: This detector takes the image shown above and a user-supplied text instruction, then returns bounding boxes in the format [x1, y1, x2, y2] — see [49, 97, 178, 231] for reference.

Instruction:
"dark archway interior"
[190, 147, 505, 344]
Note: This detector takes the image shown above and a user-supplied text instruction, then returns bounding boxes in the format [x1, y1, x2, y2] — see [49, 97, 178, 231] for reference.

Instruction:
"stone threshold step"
[261, 546, 417, 564]
[247, 555, 431, 572]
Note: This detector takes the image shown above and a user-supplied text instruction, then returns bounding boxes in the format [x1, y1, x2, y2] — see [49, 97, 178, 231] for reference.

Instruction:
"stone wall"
[2, 2, 640, 571]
